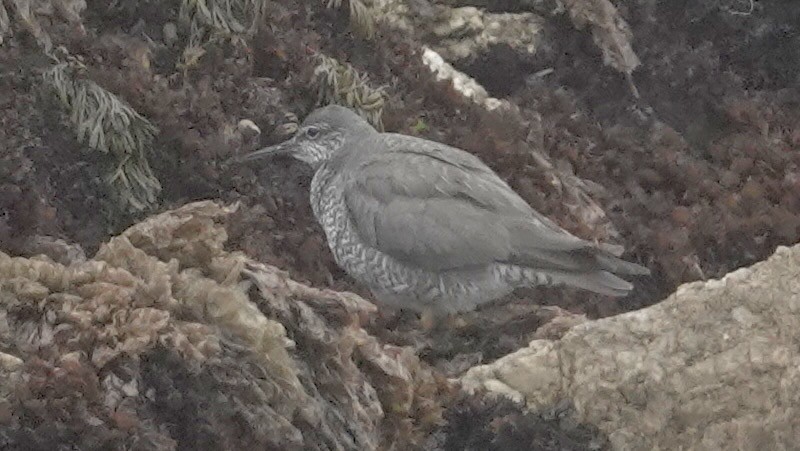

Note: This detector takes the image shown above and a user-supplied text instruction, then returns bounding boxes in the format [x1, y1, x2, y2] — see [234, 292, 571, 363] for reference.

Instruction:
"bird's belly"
[365, 270, 516, 314]
[317, 202, 514, 313]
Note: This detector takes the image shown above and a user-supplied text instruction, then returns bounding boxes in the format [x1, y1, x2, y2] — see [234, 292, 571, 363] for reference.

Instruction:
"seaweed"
[313, 53, 387, 131]
[177, 0, 269, 70]
[325, 0, 376, 38]
[43, 58, 161, 213]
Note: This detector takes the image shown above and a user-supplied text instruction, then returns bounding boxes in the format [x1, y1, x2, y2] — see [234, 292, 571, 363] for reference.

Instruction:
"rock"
[0, 200, 611, 450]
[0, 201, 452, 450]
[422, 46, 506, 110]
[427, 6, 543, 61]
[18, 235, 87, 265]
[162, 22, 178, 46]
[374, 0, 543, 62]
[461, 244, 800, 449]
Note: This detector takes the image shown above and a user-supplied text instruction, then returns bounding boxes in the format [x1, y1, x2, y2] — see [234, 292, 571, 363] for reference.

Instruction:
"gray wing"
[341, 135, 628, 273]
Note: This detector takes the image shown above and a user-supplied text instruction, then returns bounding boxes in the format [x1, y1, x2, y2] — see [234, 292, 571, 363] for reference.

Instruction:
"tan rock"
[0, 201, 451, 450]
[462, 244, 800, 450]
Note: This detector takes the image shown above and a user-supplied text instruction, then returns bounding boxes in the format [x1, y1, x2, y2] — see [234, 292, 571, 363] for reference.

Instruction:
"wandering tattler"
[238, 105, 649, 314]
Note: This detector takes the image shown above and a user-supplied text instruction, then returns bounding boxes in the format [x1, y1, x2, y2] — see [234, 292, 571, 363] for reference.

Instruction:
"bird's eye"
[305, 126, 320, 139]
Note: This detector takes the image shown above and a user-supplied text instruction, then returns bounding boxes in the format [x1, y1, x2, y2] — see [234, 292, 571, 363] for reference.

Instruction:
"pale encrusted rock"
[373, 0, 543, 62]
[0, 201, 450, 450]
[462, 244, 800, 450]
[427, 6, 543, 61]
[422, 46, 507, 110]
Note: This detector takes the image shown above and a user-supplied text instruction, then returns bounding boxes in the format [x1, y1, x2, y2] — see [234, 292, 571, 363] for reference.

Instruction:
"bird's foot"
[420, 308, 438, 332]
[419, 308, 467, 333]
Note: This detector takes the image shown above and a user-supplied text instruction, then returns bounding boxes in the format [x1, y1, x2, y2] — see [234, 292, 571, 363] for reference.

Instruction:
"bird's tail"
[594, 253, 651, 276]
[516, 261, 646, 297]
[501, 245, 650, 296]
[535, 269, 635, 296]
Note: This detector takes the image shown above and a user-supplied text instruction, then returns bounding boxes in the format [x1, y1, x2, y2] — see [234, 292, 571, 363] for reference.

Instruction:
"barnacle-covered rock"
[374, 0, 543, 62]
[0, 201, 452, 449]
[462, 244, 800, 450]
[559, 0, 640, 81]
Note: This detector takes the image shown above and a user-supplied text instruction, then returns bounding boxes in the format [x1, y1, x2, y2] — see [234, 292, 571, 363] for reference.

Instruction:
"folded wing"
[342, 135, 649, 283]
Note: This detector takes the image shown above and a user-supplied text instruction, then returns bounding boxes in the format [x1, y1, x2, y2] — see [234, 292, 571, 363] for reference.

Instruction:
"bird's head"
[235, 105, 376, 169]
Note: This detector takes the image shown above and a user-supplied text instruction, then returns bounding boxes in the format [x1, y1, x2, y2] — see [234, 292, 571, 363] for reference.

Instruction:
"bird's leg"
[449, 314, 468, 330]
[419, 308, 467, 332]
[419, 307, 438, 332]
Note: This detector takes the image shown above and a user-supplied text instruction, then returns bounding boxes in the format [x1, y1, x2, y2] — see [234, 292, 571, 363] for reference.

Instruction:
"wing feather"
[341, 135, 648, 276]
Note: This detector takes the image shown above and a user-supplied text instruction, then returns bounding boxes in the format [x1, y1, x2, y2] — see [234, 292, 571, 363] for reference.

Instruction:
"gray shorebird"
[238, 105, 649, 314]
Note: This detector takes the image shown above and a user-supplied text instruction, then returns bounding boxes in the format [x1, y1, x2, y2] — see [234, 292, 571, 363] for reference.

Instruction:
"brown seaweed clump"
[436, 394, 607, 451]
